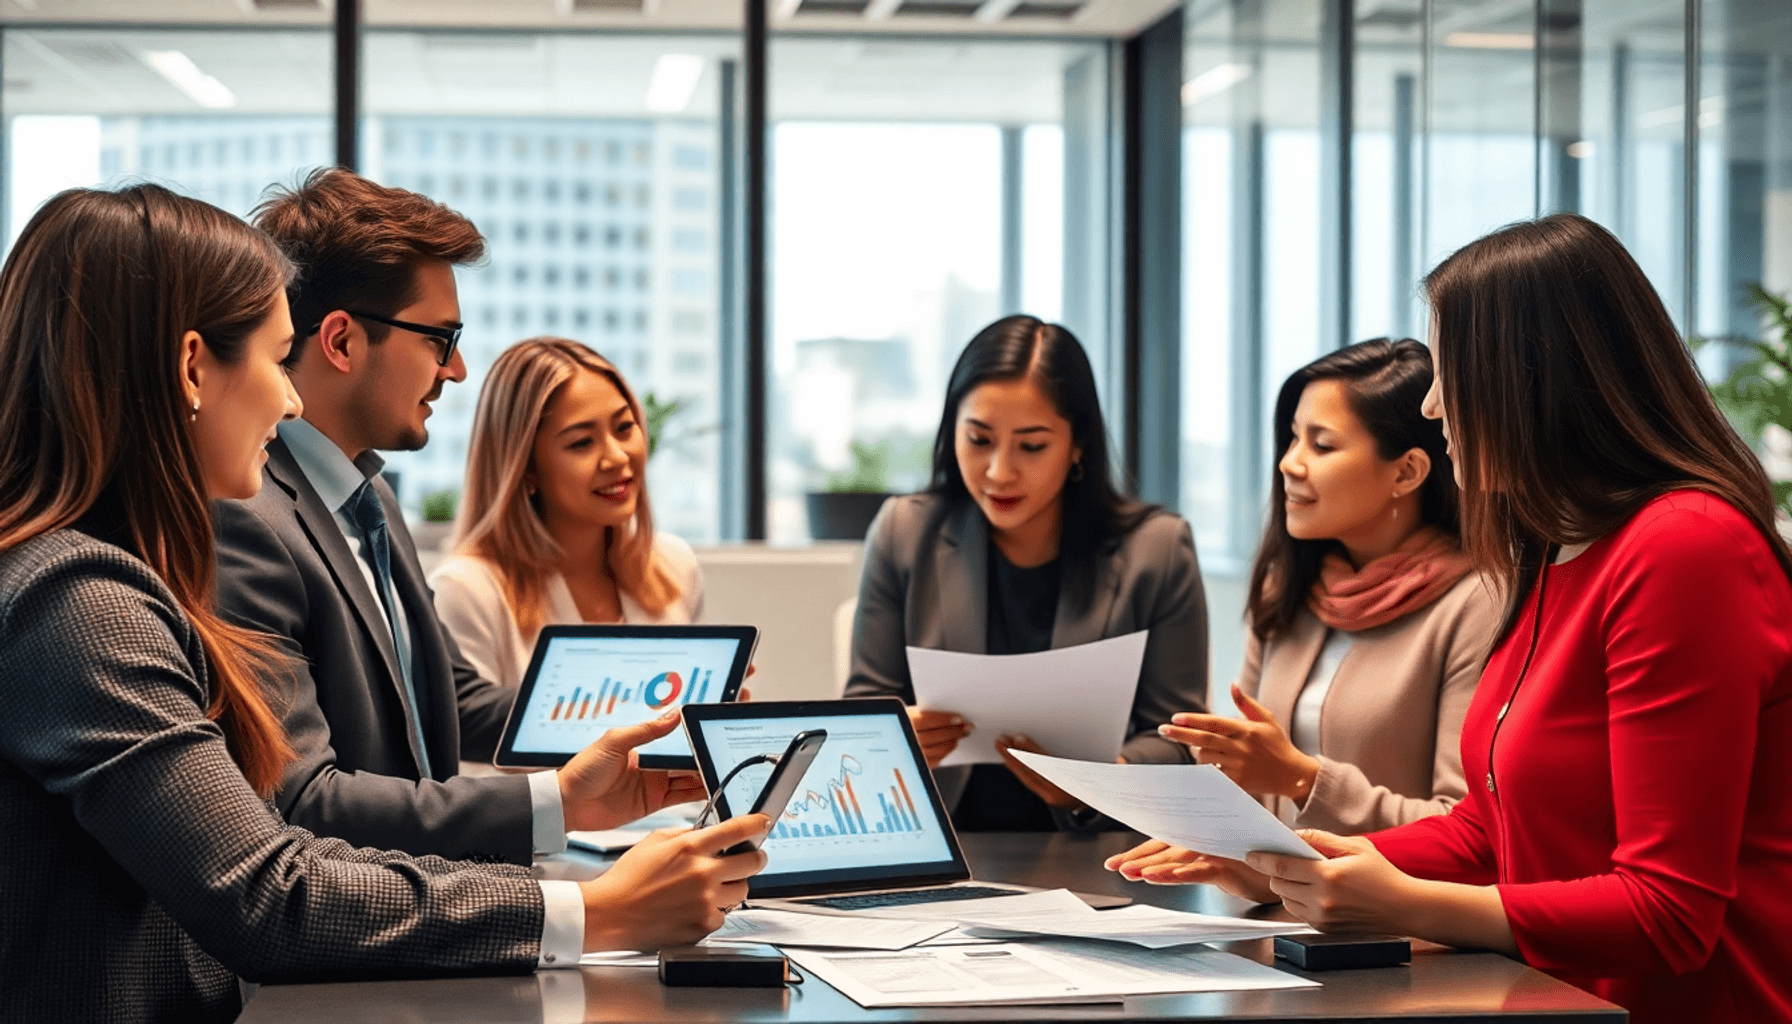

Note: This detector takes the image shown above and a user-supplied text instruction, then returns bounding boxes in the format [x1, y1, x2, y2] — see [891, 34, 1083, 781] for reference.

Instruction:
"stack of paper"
[947, 891, 1313, 949]
[783, 939, 1317, 1008]
[706, 909, 955, 950]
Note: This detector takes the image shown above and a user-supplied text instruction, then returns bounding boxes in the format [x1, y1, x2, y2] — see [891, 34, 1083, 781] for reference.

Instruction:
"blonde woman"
[430, 338, 703, 696]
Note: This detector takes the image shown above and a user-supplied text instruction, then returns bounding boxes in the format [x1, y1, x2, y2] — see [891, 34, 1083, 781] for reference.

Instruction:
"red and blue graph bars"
[770, 757, 923, 838]
[547, 668, 716, 719]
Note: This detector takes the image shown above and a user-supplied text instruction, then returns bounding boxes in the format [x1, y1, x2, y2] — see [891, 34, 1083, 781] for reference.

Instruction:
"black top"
[952, 545, 1063, 833]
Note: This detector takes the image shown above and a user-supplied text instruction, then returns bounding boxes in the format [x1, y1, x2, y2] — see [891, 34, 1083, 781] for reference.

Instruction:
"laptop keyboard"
[788, 885, 1024, 912]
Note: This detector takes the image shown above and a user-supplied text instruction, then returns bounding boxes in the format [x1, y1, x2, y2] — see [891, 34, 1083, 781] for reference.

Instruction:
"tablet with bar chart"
[494, 625, 757, 770]
[682, 699, 972, 899]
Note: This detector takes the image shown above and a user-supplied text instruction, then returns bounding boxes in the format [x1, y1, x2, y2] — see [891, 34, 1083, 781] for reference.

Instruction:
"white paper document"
[706, 908, 955, 950]
[1009, 751, 1323, 862]
[957, 902, 1315, 949]
[784, 939, 1316, 1008]
[567, 805, 698, 854]
[907, 631, 1149, 766]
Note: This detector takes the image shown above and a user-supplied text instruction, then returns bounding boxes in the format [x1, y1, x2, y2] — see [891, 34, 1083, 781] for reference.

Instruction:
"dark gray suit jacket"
[214, 438, 535, 864]
[844, 494, 1209, 810]
[0, 530, 541, 1024]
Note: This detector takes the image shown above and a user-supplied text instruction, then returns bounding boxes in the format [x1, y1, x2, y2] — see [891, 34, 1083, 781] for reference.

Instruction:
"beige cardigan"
[1235, 571, 1501, 835]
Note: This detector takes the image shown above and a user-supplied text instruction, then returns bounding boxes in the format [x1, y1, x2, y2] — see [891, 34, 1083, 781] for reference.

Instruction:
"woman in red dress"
[1120, 213, 1792, 1023]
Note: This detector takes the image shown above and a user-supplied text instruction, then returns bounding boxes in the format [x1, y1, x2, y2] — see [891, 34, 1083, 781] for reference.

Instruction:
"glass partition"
[359, 31, 739, 542]
[2, 27, 331, 242]
[766, 37, 1113, 542]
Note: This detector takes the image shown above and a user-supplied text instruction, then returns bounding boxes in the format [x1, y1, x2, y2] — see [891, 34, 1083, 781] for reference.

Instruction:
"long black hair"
[927, 315, 1153, 613]
[1246, 338, 1458, 640]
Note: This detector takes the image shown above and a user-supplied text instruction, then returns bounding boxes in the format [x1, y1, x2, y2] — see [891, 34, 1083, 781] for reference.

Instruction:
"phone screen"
[723, 730, 827, 855]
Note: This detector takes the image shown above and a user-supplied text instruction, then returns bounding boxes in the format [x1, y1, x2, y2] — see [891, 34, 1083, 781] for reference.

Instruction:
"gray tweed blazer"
[0, 529, 542, 1024]
[844, 494, 1209, 813]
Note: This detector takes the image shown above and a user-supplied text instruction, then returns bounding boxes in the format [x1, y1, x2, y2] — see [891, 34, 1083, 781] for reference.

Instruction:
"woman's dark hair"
[1247, 338, 1458, 639]
[0, 184, 296, 796]
[928, 315, 1153, 613]
[1426, 211, 1792, 639]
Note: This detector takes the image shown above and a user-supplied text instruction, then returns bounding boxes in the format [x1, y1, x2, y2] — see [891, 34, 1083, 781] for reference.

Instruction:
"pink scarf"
[1307, 526, 1473, 632]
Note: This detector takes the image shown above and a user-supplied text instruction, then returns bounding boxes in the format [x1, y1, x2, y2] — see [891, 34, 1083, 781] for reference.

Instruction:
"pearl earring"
[190, 399, 199, 423]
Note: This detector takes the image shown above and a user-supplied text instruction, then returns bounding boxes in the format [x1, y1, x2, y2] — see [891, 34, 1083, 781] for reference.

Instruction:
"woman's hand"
[1103, 839, 1279, 903]
[1246, 829, 1418, 933]
[908, 706, 970, 767]
[1158, 684, 1320, 801]
[994, 734, 1081, 809]
[1248, 830, 1519, 952]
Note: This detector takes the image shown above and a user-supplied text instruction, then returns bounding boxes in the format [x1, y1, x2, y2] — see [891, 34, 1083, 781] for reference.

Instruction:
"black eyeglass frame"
[308, 310, 464, 367]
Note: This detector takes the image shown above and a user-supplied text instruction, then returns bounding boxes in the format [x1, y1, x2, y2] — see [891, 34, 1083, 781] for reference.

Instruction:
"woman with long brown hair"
[431, 337, 702, 693]
[1240, 213, 1792, 1024]
[0, 186, 766, 1024]
[1106, 339, 1498, 897]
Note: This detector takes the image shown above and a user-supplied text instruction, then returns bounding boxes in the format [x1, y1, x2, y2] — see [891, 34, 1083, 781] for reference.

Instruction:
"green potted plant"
[641, 391, 685, 461]
[806, 440, 895, 541]
[413, 488, 458, 555]
[1701, 284, 1792, 520]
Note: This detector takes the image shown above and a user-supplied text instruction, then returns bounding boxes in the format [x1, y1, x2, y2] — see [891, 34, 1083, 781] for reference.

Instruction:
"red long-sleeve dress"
[1368, 491, 1792, 1023]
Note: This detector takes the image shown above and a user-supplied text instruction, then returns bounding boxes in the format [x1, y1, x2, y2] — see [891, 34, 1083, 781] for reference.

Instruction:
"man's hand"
[1104, 839, 1278, 903]
[559, 711, 708, 832]
[579, 814, 772, 952]
[994, 735, 1082, 809]
[908, 706, 970, 767]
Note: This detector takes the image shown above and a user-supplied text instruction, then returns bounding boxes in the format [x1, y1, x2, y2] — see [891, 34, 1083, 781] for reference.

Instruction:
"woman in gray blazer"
[1106, 339, 1497, 897]
[0, 186, 765, 1024]
[845, 315, 1208, 832]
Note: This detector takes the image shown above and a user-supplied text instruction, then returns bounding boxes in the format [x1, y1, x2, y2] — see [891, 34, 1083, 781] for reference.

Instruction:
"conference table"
[239, 832, 1626, 1023]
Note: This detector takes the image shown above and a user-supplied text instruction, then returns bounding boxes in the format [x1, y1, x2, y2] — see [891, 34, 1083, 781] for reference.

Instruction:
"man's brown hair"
[252, 167, 484, 353]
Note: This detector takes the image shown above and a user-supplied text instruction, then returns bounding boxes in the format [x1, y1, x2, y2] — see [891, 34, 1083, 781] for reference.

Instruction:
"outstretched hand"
[1157, 684, 1320, 800]
[1103, 839, 1278, 903]
[559, 710, 708, 832]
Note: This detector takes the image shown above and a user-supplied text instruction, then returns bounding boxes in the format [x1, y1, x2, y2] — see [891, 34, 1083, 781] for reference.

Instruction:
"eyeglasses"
[308, 310, 464, 367]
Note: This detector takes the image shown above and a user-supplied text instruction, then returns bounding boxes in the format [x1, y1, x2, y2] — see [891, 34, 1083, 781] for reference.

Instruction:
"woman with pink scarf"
[1107, 338, 1498, 901]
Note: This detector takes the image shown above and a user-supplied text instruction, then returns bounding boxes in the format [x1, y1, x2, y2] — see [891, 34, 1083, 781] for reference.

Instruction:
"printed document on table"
[1009, 751, 1323, 862]
[955, 901, 1315, 949]
[907, 631, 1148, 766]
[705, 908, 955, 950]
[784, 939, 1316, 1008]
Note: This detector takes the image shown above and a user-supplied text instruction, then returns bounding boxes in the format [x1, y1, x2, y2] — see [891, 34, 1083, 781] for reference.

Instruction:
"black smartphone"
[720, 729, 827, 856]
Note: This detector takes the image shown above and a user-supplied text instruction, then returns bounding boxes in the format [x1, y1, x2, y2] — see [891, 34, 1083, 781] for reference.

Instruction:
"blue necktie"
[344, 481, 430, 770]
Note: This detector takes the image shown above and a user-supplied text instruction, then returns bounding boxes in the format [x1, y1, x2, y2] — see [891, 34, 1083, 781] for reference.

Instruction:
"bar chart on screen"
[770, 756, 926, 839]
[509, 635, 743, 757]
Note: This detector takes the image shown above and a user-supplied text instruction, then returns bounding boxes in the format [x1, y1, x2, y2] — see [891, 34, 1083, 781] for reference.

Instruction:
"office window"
[360, 30, 735, 541]
[2, 28, 331, 241]
[1179, 0, 1792, 688]
[767, 37, 1113, 541]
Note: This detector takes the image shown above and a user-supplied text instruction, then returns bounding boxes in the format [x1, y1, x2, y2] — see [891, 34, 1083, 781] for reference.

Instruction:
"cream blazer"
[1237, 572, 1500, 835]
[428, 532, 705, 692]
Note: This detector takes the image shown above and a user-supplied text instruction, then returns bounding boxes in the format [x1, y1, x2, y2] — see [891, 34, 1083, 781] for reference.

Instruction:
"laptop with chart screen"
[494, 625, 756, 770]
[682, 698, 1127, 910]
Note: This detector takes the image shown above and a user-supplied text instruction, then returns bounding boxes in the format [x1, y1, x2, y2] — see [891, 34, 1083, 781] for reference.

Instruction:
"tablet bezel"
[681, 697, 972, 898]
[494, 624, 757, 770]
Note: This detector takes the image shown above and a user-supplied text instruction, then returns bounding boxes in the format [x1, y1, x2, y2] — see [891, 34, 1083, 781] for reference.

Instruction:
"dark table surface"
[239, 832, 1625, 1024]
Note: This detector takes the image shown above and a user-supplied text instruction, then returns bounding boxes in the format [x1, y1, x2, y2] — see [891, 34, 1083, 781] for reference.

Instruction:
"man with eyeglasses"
[212, 169, 762, 961]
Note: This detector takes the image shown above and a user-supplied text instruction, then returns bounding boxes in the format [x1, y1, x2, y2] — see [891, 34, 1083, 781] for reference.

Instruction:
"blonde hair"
[456, 337, 682, 639]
